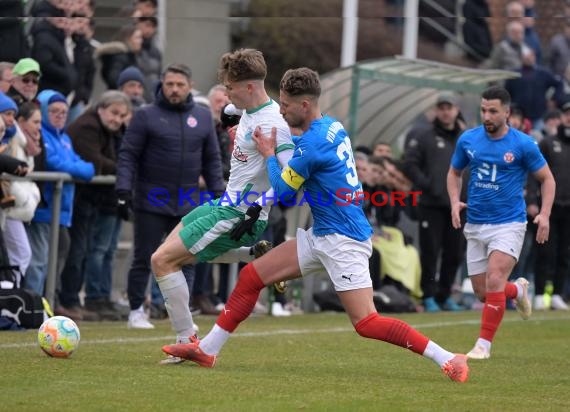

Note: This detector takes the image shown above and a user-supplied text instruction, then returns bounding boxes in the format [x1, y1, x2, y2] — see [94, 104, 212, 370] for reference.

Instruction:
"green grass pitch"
[1, 310, 569, 411]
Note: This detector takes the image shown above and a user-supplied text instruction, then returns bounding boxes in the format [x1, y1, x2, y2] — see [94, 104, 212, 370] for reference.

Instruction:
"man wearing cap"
[403, 92, 467, 312]
[7, 58, 41, 108]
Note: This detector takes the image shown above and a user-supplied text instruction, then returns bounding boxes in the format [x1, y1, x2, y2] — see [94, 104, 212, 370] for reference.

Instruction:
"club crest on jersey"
[503, 151, 515, 163]
[186, 115, 197, 128]
[232, 145, 248, 162]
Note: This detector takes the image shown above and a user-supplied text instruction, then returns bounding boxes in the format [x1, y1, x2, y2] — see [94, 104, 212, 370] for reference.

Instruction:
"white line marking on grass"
[1, 315, 568, 349]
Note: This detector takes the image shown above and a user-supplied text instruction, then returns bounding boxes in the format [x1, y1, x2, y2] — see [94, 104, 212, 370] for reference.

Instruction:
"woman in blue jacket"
[24, 90, 95, 307]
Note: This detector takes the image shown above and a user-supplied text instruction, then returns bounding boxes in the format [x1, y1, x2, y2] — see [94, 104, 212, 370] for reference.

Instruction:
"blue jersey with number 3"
[451, 125, 546, 224]
[286, 115, 372, 241]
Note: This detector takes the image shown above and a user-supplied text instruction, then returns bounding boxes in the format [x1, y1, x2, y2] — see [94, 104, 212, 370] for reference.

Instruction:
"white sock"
[156, 271, 195, 338]
[209, 247, 253, 263]
[515, 282, 523, 300]
[422, 340, 455, 367]
[475, 337, 491, 351]
[199, 324, 231, 355]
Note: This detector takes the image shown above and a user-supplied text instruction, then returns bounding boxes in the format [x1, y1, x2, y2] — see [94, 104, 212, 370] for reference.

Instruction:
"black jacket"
[0, 0, 29, 62]
[96, 41, 138, 90]
[528, 126, 570, 207]
[403, 119, 465, 207]
[72, 34, 96, 106]
[6, 86, 34, 109]
[116, 85, 225, 217]
[31, 19, 77, 96]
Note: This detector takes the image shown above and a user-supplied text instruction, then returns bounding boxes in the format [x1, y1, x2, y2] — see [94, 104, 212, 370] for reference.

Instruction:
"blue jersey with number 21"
[451, 125, 546, 224]
[267, 115, 372, 241]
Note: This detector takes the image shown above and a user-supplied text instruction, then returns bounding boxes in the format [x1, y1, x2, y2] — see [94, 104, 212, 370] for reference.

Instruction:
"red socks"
[216, 263, 265, 333]
[480, 291, 506, 342]
[504, 282, 517, 299]
[355, 312, 429, 355]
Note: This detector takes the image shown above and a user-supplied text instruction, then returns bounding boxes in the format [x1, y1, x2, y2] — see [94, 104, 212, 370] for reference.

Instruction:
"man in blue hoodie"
[24, 90, 94, 321]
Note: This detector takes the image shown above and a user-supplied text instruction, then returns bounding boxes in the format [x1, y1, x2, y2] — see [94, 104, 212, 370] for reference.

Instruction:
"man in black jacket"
[403, 92, 466, 312]
[529, 101, 570, 311]
[116, 63, 226, 329]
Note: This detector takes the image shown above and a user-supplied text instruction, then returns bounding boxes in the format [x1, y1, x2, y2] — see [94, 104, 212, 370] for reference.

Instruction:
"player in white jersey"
[222, 99, 292, 220]
[151, 49, 293, 363]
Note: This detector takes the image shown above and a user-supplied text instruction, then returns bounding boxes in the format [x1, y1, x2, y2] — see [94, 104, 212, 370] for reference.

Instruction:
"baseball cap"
[12, 58, 41, 77]
[436, 92, 458, 106]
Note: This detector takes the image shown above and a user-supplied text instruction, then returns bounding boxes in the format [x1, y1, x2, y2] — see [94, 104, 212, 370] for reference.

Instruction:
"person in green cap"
[7, 57, 41, 108]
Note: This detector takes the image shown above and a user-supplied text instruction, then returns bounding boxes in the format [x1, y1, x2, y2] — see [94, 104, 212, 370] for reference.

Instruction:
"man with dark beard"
[115, 63, 225, 329]
[447, 85, 555, 360]
[403, 92, 467, 312]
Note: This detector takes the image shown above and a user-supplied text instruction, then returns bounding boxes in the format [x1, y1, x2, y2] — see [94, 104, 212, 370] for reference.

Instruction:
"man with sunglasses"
[7, 58, 41, 109]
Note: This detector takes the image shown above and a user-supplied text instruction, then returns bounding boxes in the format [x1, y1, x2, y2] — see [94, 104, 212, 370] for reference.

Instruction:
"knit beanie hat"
[0, 92, 18, 114]
[117, 66, 145, 88]
[48, 93, 68, 106]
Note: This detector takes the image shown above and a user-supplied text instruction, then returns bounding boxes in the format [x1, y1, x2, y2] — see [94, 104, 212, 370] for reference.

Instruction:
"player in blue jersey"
[447, 85, 555, 360]
[163, 67, 470, 382]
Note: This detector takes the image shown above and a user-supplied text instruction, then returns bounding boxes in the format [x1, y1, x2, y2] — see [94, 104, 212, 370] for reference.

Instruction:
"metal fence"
[2, 172, 115, 306]
[2, 172, 319, 312]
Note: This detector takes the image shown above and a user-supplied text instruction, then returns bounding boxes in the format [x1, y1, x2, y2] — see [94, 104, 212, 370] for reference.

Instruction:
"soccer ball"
[37, 316, 80, 358]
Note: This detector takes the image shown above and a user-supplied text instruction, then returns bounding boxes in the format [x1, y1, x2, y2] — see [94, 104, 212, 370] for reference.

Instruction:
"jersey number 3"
[336, 136, 359, 187]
